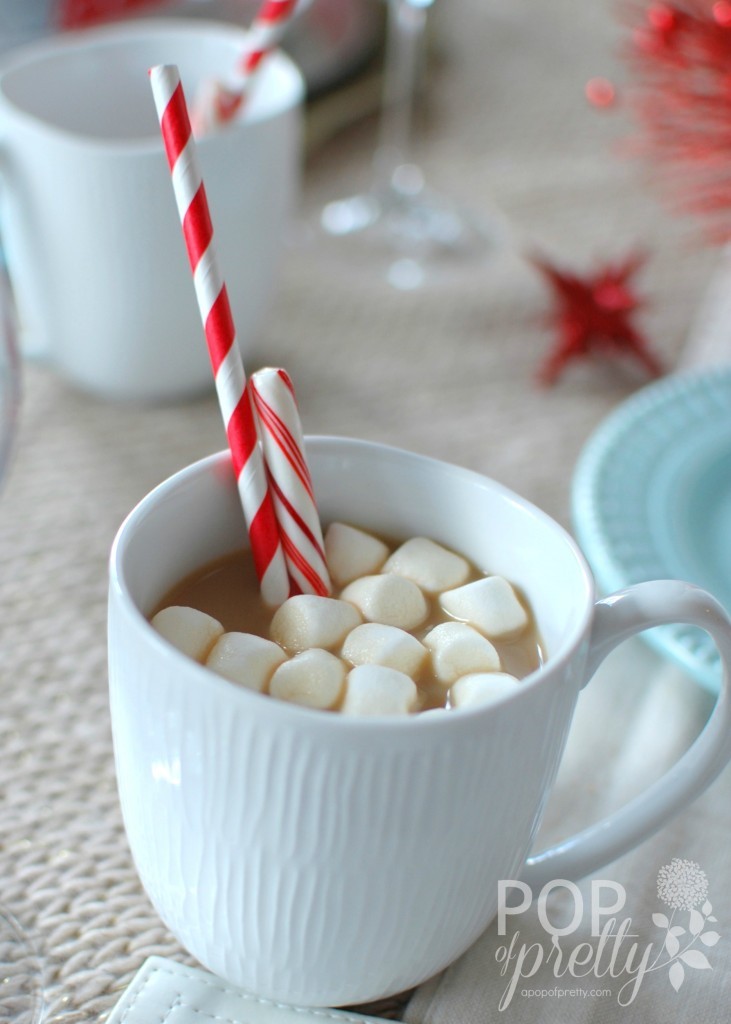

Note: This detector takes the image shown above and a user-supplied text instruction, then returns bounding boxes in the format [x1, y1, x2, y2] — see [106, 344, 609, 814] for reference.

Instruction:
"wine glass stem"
[374, 0, 432, 196]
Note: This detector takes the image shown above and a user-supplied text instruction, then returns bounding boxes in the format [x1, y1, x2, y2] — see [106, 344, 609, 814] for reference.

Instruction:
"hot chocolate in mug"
[108, 438, 731, 1006]
[0, 19, 303, 400]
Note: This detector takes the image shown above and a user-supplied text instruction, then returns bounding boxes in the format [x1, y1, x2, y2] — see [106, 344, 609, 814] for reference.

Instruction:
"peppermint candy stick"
[149, 63, 289, 606]
[250, 367, 331, 596]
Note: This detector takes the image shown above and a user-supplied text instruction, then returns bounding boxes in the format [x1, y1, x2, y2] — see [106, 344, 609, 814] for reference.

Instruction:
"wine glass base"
[0, 909, 44, 1024]
[317, 184, 499, 290]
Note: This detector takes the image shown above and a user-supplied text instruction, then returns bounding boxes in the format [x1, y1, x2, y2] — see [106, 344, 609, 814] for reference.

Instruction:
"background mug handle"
[522, 580, 731, 888]
[0, 160, 41, 364]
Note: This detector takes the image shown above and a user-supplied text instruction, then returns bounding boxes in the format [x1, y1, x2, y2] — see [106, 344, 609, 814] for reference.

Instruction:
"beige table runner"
[0, 0, 728, 1021]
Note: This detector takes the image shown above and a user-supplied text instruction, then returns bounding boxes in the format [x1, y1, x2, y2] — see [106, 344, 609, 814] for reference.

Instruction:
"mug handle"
[521, 580, 731, 888]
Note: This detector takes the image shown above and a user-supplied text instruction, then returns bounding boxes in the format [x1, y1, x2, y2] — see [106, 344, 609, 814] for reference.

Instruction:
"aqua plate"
[572, 366, 731, 694]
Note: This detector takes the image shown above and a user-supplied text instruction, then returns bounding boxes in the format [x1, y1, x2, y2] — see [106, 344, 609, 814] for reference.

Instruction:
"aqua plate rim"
[571, 365, 731, 695]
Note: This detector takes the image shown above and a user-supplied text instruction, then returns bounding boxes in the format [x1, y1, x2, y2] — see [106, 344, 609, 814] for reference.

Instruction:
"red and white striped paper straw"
[149, 63, 289, 606]
[250, 368, 331, 597]
[192, 0, 299, 135]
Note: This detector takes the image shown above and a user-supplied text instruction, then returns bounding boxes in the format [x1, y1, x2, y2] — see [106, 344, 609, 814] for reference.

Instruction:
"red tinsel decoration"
[56, 0, 164, 28]
[623, 0, 731, 242]
[532, 252, 663, 384]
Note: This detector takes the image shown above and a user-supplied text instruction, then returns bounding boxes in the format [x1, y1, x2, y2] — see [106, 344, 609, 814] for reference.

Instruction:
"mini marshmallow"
[449, 672, 521, 709]
[341, 623, 428, 677]
[151, 605, 224, 663]
[206, 632, 286, 692]
[440, 575, 529, 641]
[383, 537, 470, 594]
[423, 621, 500, 685]
[270, 595, 361, 654]
[269, 649, 346, 710]
[341, 664, 418, 716]
[325, 522, 390, 588]
[340, 574, 428, 630]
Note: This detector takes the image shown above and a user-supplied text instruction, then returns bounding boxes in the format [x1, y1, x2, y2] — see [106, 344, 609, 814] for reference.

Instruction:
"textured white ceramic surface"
[0, 19, 303, 399]
[108, 439, 731, 1007]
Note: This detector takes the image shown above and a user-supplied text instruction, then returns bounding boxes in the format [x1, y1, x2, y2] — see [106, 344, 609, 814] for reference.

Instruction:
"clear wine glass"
[0, 256, 43, 1024]
[319, 0, 497, 289]
[0, 908, 43, 1024]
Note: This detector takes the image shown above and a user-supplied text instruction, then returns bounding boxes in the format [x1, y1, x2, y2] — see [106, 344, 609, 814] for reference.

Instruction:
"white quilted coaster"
[106, 957, 400, 1024]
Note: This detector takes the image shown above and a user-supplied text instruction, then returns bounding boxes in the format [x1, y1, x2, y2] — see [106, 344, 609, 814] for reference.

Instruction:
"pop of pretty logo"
[654, 858, 718, 992]
[494, 859, 720, 1010]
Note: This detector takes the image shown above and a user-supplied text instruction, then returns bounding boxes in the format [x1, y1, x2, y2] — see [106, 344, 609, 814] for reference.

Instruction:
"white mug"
[0, 19, 303, 400]
[108, 439, 731, 1006]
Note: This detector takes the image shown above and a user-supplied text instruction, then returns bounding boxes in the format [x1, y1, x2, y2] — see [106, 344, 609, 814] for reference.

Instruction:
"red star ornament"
[531, 252, 664, 385]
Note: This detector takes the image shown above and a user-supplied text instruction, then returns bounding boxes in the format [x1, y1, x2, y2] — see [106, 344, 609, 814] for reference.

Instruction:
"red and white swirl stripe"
[250, 368, 331, 597]
[193, 0, 299, 134]
[237, 0, 299, 79]
[150, 64, 289, 606]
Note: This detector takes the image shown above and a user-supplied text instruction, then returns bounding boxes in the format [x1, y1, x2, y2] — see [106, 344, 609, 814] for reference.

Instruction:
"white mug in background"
[0, 19, 304, 400]
[108, 439, 731, 1007]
